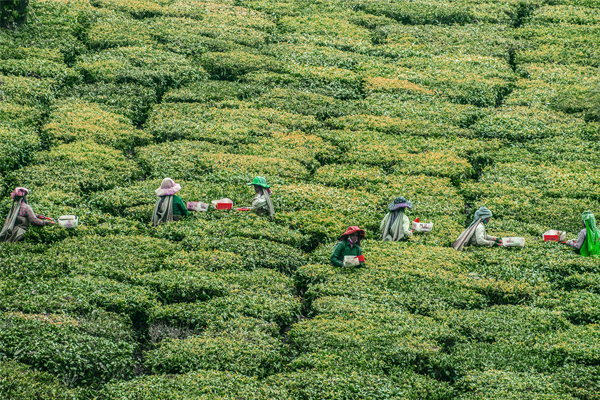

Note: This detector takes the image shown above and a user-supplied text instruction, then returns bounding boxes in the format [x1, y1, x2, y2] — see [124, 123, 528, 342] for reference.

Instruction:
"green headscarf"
[581, 211, 600, 257]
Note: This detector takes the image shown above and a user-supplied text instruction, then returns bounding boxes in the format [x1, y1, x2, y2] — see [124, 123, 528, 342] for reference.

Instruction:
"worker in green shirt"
[151, 178, 189, 226]
[330, 226, 365, 268]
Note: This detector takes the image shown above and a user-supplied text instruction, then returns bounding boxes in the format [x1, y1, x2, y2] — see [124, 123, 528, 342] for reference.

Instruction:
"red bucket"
[217, 203, 233, 210]
[357, 255, 365, 263]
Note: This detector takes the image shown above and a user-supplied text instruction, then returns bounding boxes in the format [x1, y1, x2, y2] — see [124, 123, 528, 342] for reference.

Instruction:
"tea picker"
[331, 226, 366, 268]
[565, 211, 600, 257]
[380, 196, 415, 241]
[0, 187, 54, 243]
[151, 178, 189, 227]
[453, 206, 502, 251]
[246, 176, 274, 217]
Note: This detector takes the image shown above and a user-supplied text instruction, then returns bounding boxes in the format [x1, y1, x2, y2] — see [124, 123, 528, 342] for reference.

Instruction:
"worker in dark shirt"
[151, 178, 189, 226]
[331, 226, 365, 268]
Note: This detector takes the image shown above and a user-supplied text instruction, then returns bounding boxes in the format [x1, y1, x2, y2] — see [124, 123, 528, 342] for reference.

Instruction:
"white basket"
[187, 201, 208, 212]
[412, 221, 433, 233]
[343, 255, 360, 268]
[58, 215, 78, 228]
[502, 237, 525, 248]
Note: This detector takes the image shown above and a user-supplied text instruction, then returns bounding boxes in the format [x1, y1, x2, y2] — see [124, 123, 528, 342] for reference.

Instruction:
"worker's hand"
[494, 238, 501, 244]
[492, 242, 500, 247]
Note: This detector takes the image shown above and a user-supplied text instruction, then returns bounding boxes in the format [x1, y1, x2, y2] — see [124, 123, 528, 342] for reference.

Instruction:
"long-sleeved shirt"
[569, 228, 587, 250]
[18, 203, 49, 226]
[381, 213, 412, 241]
[172, 195, 189, 217]
[330, 240, 362, 268]
[467, 222, 497, 247]
[251, 194, 269, 215]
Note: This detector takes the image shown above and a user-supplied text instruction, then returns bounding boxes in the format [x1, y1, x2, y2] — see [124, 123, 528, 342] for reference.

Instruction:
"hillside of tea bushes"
[1, 0, 599, 398]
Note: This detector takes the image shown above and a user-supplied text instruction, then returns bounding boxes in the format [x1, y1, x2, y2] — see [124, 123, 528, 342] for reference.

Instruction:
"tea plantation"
[0, 0, 599, 398]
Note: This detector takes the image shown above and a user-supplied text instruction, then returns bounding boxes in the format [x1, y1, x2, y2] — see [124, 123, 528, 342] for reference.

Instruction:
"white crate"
[502, 237, 525, 248]
[411, 221, 433, 233]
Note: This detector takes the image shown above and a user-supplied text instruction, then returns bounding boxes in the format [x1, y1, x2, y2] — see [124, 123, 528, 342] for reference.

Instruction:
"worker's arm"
[475, 224, 495, 246]
[569, 229, 587, 250]
[23, 205, 50, 226]
[330, 242, 344, 268]
[403, 215, 412, 237]
[251, 195, 267, 210]
[173, 196, 189, 216]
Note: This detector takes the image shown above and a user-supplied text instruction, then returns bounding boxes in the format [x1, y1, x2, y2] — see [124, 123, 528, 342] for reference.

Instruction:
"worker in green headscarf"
[453, 206, 501, 251]
[566, 211, 600, 257]
[247, 176, 274, 217]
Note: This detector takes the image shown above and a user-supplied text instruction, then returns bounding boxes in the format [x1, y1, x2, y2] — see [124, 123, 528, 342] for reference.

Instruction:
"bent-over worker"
[152, 178, 189, 226]
[331, 226, 365, 268]
[381, 196, 413, 241]
[567, 211, 600, 257]
[248, 176, 274, 218]
[0, 187, 54, 243]
[453, 206, 501, 251]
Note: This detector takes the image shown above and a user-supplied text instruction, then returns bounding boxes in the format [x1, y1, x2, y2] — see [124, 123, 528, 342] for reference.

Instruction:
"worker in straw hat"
[152, 178, 189, 226]
[381, 196, 413, 241]
[453, 206, 501, 251]
[566, 211, 600, 257]
[331, 226, 365, 268]
[0, 187, 54, 243]
[247, 176, 274, 218]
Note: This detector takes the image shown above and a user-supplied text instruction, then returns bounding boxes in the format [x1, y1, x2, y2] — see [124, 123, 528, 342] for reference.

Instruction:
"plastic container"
[58, 215, 78, 228]
[211, 198, 233, 210]
[502, 237, 525, 248]
[412, 221, 433, 233]
[343, 255, 361, 267]
[187, 201, 209, 212]
[542, 230, 566, 242]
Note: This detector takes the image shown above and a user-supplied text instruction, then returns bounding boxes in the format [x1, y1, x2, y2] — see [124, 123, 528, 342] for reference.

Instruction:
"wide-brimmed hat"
[155, 178, 181, 196]
[247, 176, 270, 188]
[340, 226, 365, 239]
[10, 187, 29, 200]
[388, 196, 412, 211]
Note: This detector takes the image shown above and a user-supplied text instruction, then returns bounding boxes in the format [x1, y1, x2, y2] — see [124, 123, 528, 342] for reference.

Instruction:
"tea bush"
[0, 360, 81, 399]
[0, 275, 158, 317]
[182, 236, 306, 274]
[145, 101, 316, 144]
[144, 318, 285, 377]
[200, 51, 282, 80]
[0, 312, 135, 386]
[512, 24, 600, 67]
[136, 140, 309, 182]
[373, 24, 518, 61]
[99, 369, 289, 399]
[42, 99, 151, 149]
[162, 80, 266, 103]
[9, 141, 141, 194]
[266, 369, 454, 400]
[0, 74, 55, 107]
[67, 82, 157, 126]
[3, 0, 600, 396]
[0, 125, 40, 172]
[75, 46, 207, 95]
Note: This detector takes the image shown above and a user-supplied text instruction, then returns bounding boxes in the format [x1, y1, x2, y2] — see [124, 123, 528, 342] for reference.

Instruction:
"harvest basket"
[502, 237, 525, 248]
[187, 201, 208, 212]
[412, 221, 433, 233]
[542, 230, 566, 242]
[211, 198, 233, 210]
[58, 215, 78, 228]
